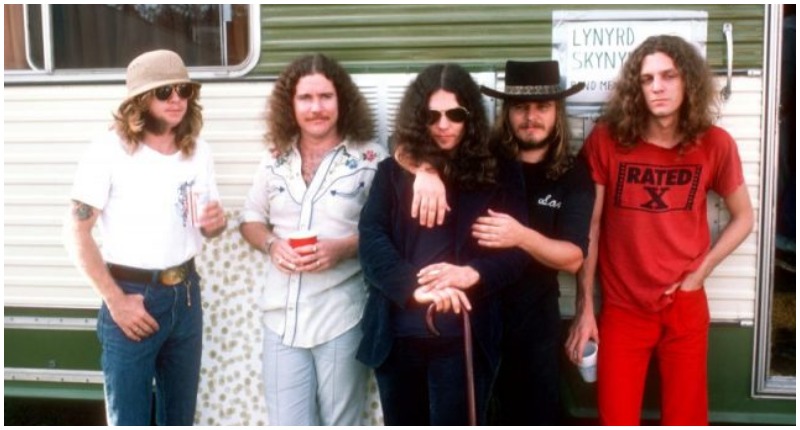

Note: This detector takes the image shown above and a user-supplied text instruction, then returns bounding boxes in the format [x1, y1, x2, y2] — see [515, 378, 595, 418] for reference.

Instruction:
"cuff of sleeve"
[239, 210, 268, 225]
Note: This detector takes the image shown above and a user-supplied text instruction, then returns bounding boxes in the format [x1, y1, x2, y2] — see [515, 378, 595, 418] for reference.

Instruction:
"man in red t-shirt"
[565, 35, 754, 425]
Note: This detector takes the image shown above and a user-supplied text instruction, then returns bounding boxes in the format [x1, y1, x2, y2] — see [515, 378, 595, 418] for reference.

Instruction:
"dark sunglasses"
[153, 84, 194, 101]
[426, 107, 470, 125]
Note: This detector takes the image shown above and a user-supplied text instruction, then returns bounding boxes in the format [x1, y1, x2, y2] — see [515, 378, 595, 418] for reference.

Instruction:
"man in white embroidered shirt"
[239, 53, 387, 426]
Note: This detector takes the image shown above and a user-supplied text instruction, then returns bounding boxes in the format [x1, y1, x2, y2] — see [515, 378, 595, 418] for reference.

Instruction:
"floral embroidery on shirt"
[362, 150, 378, 163]
[177, 180, 195, 227]
[345, 158, 359, 169]
[274, 153, 289, 168]
[339, 147, 379, 171]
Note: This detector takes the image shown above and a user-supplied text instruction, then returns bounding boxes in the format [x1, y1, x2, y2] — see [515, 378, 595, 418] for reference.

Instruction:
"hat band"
[504, 84, 562, 95]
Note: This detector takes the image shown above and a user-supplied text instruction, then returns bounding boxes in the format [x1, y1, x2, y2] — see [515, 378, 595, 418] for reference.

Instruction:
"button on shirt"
[241, 139, 387, 347]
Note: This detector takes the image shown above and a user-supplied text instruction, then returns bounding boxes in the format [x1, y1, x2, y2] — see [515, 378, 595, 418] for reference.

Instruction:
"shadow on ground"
[5, 398, 107, 426]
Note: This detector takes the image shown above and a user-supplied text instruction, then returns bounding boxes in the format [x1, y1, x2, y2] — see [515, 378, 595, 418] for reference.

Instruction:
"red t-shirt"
[582, 123, 745, 313]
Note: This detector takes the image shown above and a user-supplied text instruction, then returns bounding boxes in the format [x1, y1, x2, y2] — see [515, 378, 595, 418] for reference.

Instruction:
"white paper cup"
[189, 186, 209, 227]
[578, 340, 598, 383]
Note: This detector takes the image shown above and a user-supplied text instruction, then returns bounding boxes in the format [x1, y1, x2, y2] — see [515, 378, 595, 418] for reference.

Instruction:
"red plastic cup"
[287, 230, 318, 255]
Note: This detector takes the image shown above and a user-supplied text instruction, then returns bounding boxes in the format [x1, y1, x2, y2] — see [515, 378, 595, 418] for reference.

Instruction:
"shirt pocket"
[266, 176, 298, 216]
[321, 171, 372, 221]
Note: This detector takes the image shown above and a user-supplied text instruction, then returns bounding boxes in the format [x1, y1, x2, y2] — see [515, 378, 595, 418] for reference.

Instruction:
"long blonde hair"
[112, 87, 203, 156]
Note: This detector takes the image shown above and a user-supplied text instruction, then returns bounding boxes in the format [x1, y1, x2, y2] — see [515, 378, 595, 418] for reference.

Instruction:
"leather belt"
[107, 258, 195, 286]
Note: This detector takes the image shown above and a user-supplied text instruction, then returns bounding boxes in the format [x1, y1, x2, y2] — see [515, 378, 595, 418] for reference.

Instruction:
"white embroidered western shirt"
[240, 138, 387, 347]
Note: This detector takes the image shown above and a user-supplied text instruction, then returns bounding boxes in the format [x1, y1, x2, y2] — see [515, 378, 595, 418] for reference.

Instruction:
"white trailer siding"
[4, 81, 268, 308]
[557, 75, 763, 323]
[2, 73, 493, 307]
[4, 74, 761, 322]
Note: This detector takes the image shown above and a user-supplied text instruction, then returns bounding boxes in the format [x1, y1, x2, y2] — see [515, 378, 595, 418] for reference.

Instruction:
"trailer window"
[4, 4, 257, 80]
[766, 5, 796, 389]
[754, 5, 796, 398]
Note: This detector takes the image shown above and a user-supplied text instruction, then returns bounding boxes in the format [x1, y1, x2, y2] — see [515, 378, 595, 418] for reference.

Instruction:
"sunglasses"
[426, 107, 470, 125]
[153, 84, 194, 101]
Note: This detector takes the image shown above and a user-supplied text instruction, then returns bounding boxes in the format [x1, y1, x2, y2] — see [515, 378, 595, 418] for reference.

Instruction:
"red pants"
[597, 288, 710, 425]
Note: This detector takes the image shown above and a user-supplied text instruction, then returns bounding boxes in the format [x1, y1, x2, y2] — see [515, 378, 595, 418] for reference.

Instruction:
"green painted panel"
[5, 307, 98, 318]
[4, 314, 795, 424]
[255, 4, 765, 75]
[5, 329, 101, 370]
[559, 323, 796, 425]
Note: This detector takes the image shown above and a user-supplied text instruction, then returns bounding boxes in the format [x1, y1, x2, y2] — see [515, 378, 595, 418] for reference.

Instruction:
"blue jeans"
[375, 336, 492, 426]
[97, 271, 203, 425]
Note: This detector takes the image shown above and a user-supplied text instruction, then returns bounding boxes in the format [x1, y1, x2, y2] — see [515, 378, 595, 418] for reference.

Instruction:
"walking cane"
[426, 303, 477, 426]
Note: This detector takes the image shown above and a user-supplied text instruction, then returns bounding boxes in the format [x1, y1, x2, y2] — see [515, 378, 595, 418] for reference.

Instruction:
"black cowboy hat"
[480, 60, 585, 101]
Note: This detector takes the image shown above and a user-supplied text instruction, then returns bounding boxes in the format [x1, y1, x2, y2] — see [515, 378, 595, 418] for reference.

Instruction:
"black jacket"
[356, 157, 530, 371]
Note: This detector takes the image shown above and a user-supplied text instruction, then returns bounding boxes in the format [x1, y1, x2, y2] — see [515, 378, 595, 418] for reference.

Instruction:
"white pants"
[262, 324, 368, 425]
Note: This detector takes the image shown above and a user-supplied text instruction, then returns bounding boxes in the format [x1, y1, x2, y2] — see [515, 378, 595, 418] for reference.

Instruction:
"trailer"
[4, 4, 794, 425]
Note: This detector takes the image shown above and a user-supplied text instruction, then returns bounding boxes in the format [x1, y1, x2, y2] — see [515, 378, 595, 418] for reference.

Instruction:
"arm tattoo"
[72, 200, 94, 221]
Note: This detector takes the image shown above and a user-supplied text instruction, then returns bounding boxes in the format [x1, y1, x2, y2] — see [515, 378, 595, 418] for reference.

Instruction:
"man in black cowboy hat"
[402, 60, 595, 424]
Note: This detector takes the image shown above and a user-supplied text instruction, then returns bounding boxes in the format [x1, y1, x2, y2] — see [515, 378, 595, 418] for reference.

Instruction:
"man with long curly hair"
[357, 63, 529, 425]
[65, 49, 227, 425]
[565, 35, 754, 425]
[239, 53, 387, 425]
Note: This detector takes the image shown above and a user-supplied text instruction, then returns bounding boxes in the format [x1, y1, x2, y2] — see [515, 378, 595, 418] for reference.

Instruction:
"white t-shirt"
[71, 130, 220, 269]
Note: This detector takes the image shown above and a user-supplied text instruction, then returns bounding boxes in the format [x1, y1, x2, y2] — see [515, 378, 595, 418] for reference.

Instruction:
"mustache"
[519, 121, 547, 130]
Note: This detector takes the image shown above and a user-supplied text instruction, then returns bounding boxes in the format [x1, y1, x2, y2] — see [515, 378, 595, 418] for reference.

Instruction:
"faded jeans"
[97, 271, 202, 425]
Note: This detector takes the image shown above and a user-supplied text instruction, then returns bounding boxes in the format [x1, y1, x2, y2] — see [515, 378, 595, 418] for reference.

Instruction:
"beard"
[516, 128, 559, 151]
[143, 112, 172, 135]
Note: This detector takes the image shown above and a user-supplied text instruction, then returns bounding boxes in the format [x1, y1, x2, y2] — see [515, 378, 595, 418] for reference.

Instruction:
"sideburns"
[143, 111, 170, 135]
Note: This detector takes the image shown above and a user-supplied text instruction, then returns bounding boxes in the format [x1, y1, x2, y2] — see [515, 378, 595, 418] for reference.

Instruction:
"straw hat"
[123, 49, 199, 103]
[480, 60, 584, 102]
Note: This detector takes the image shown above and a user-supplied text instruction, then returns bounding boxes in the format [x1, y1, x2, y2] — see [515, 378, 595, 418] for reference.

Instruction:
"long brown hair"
[492, 99, 574, 180]
[266, 53, 374, 154]
[600, 35, 719, 149]
[393, 63, 495, 190]
[113, 86, 203, 157]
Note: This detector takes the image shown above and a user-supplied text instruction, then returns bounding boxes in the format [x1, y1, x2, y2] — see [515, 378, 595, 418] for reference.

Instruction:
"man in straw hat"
[565, 35, 753, 425]
[65, 49, 226, 425]
[398, 60, 595, 424]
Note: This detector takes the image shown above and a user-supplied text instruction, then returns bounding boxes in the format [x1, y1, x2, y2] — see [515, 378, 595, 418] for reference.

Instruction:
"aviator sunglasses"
[153, 84, 195, 101]
[426, 106, 470, 125]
